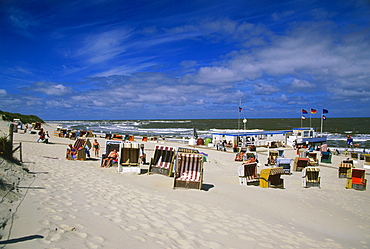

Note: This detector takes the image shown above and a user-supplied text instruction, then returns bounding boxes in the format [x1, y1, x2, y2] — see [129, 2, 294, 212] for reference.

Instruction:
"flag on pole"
[302, 109, 308, 114]
[310, 108, 317, 114]
[302, 115, 306, 120]
[238, 107, 242, 112]
[323, 109, 329, 114]
[322, 115, 327, 120]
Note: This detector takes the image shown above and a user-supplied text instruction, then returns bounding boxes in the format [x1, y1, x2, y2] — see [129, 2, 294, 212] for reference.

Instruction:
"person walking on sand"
[93, 139, 100, 157]
[101, 149, 119, 167]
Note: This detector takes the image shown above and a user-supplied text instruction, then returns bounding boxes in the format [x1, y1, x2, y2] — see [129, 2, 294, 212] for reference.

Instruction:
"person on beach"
[43, 131, 50, 143]
[101, 149, 119, 167]
[93, 139, 100, 157]
[347, 135, 354, 150]
[66, 144, 77, 159]
[36, 129, 45, 142]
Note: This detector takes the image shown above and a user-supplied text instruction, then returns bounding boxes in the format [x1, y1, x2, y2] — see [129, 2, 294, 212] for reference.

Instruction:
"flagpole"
[238, 99, 241, 132]
[301, 110, 302, 128]
[237, 99, 241, 148]
[320, 111, 323, 135]
[309, 110, 312, 128]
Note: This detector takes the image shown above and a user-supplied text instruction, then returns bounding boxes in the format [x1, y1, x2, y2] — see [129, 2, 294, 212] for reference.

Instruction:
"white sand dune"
[1, 121, 370, 248]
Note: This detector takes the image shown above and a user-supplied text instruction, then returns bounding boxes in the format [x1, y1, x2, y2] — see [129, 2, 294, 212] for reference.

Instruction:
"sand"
[0, 121, 369, 249]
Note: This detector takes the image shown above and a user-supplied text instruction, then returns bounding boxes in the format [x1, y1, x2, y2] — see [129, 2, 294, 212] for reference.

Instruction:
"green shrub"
[0, 110, 44, 124]
[0, 135, 12, 159]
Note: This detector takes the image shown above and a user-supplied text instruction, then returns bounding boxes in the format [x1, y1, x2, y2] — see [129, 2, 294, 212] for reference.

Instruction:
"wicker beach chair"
[66, 138, 91, 160]
[293, 157, 309, 172]
[338, 160, 354, 178]
[320, 151, 332, 163]
[173, 152, 204, 190]
[259, 167, 284, 188]
[238, 162, 259, 186]
[276, 158, 292, 175]
[302, 167, 321, 188]
[101, 140, 121, 167]
[346, 169, 367, 191]
[118, 142, 142, 173]
[148, 145, 176, 177]
[267, 151, 279, 165]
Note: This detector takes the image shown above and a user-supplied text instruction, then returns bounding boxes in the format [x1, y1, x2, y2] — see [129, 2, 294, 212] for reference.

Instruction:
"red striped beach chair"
[148, 145, 176, 177]
[173, 153, 204, 190]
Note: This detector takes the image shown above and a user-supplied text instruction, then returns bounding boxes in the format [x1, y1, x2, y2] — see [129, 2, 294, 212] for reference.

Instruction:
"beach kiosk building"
[212, 130, 291, 148]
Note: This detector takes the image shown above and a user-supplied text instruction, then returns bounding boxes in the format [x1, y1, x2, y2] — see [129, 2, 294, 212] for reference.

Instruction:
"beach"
[1, 121, 370, 248]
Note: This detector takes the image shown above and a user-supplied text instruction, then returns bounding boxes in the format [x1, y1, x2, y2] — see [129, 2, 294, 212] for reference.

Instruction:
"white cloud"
[253, 83, 280, 95]
[288, 79, 316, 93]
[26, 82, 73, 96]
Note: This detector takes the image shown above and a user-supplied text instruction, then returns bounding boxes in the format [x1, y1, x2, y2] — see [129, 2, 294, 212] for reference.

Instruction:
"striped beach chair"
[173, 153, 204, 190]
[148, 145, 176, 177]
[238, 162, 259, 186]
[338, 160, 354, 178]
[118, 142, 142, 173]
[302, 167, 321, 188]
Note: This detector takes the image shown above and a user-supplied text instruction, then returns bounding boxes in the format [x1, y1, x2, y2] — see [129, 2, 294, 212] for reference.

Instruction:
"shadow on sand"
[0, 235, 44, 245]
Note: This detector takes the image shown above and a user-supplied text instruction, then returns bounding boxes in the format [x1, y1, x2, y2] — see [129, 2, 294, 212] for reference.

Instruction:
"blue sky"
[0, 0, 369, 120]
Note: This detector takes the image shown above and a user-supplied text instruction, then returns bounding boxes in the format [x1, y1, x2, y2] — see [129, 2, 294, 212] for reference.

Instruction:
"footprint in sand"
[130, 235, 146, 242]
[51, 215, 63, 220]
[40, 219, 50, 225]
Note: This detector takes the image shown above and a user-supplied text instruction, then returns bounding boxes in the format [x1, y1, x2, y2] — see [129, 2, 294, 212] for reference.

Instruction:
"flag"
[322, 115, 326, 120]
[302, 109, 308, 114]
[323, 109, 329, 114]
[238, 107, 242, 112]
[310, 108, 317, 114]
[302, 115, 306, 120]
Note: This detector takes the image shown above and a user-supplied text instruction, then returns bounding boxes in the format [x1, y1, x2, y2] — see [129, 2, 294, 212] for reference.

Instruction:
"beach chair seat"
[308, 152, 318, 166]
[350, 152, 359, 161]
[234, 151, 245, 161]
[302, 167, 321, 188]
[276, 158, 292, 174]
[267, 151, 279, 165]
[118, 143, 142, 173]
[363, 154, 370, 166]
[293, 157, 309, 171]
[259, 167, 284, 189]
[173, 153, 204, 190]
[101, 140, 121, 167]
[346, 169, 367, 191]
[238, 162, 259, 186]
[148, 145, 176, 177]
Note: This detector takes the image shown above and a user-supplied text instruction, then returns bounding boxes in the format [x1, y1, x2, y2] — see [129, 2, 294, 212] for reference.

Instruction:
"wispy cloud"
[76, 28, 132, 64]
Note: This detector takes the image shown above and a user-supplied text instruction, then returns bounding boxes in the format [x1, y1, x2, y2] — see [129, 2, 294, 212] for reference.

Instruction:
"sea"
[49, 117, 370, 150]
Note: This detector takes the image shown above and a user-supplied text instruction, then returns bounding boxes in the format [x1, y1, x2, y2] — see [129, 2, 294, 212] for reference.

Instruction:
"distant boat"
[344, 131, 353, 134]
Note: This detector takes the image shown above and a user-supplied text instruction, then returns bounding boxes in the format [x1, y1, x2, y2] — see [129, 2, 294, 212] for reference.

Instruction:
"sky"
[0, 0, 369, 120]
